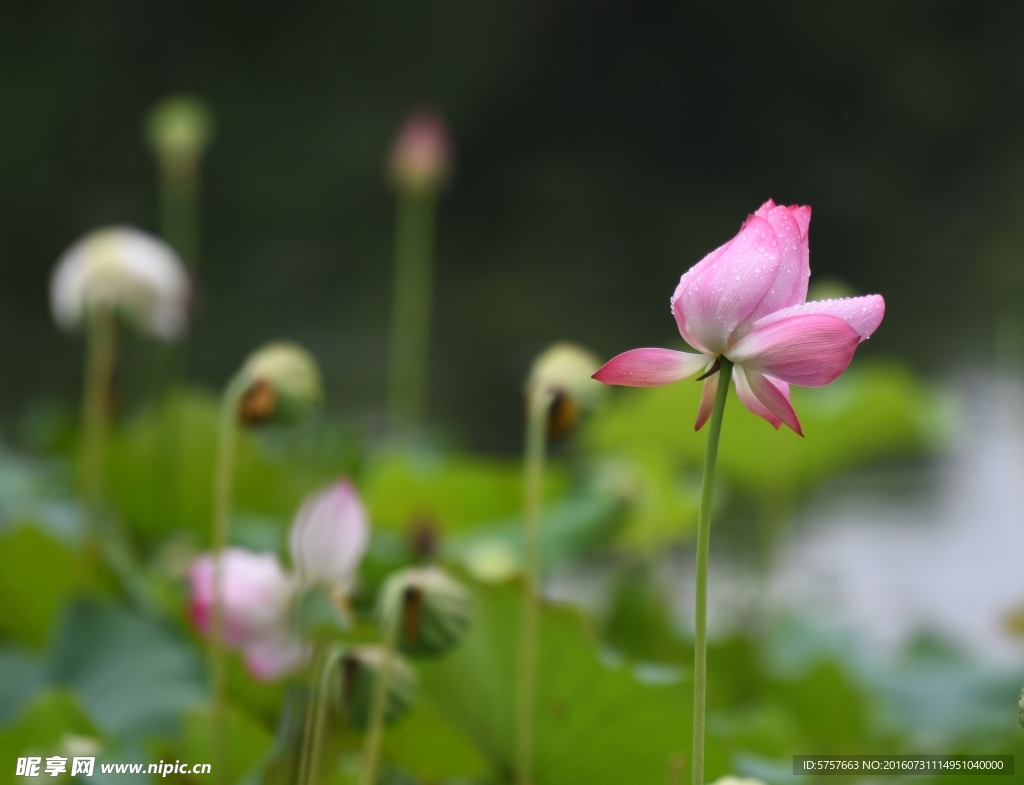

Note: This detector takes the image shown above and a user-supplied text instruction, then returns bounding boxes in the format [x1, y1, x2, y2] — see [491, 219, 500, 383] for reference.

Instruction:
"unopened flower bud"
[236, 342, 324, 426]
[378, 567, 471, 657]
[145, 95, 215, 179]
[289, 479, 370, 591]
[50, 226, 190, 341]
[335, 645, 417, 730]
[388, 110, 452, 196]
[526, 342, 606, 438]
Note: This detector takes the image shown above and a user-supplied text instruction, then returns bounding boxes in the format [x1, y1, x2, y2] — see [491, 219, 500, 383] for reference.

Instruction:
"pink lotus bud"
[388, 110, 452, 195]
[187, 548, 294, 647]
[243, 633, 310, 682]
[288, 479, 370, 591]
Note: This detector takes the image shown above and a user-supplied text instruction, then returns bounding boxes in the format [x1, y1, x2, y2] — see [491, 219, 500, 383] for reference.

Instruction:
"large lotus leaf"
[361, 450, 568, 536]
[177, 705, 276, 784]
[0, 648, 47, 724]
[584, 358, 944, 504]
[48, 601, 206, 737]
[388, 579, 731, 785]
[0, 689, 100, 785]
[0, 525, 91, 649]
[105, 388, 357, 550]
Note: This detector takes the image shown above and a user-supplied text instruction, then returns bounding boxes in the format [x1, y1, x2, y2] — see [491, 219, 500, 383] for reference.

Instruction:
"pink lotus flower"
[593, 200, 884, 435]
[187, 547, 307, 680]
[288, 479, 370, 591]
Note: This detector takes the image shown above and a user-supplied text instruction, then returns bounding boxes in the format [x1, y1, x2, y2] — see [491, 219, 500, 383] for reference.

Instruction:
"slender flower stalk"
[516, 386, 554, 785]
[79, 308, 117, 507]
[385, 110, 451, 431]
[358, 612, 400, 785]
[208, 375, 247, 785]
[691, 357, 731, 785]
[300, 645, 345, 785]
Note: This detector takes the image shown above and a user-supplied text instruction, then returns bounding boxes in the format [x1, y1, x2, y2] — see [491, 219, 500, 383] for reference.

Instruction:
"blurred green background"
[3, 0, 1023, 448]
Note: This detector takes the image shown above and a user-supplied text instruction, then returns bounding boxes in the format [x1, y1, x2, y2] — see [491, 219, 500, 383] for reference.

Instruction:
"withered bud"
[235, 342, 323, 426]
[388, 110, 452, 196]
[335, 645, 417, 730]
[378, 566, 471, 657]
[526, 342, 606, 438]
[145, 95, 215, 180]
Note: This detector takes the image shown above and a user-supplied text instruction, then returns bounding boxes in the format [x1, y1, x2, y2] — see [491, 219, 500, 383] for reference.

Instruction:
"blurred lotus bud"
[378, 566, 471, 657]
[289, 479, 370, 592]
[335, 645, 417, 730]
[50, 226, 190, 341]
[388, 110, 452, 195]
[236, 342, 324, 425]
[462, 539, 520, 583]
[1019, 685, 1024, 729]
[526, 342, 606, 438]
[186, 547, 294, 648]
[145, 95, 215, 180]
[242, 632, 310, 682]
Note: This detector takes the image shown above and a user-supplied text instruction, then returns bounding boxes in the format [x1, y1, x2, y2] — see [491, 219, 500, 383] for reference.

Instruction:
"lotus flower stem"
[208, 375, 246, 785]
[691, 356, 732, 785]
[159, 167, 201, 271]
[386, 192, 437, 431]
[79, 308, 117, 507]
[516, 388, 554, 785]
[301, 646, 344, 785]
[358, 616, 399, 785]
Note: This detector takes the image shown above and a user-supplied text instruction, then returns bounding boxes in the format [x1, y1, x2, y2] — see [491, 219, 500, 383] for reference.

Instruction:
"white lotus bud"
[526, 342, 606, 438]
[50, 226, 190, 341]
[378, 566, 471, 657]
[236, 342, 324, 425]
[146, 95, 215, 179]
[288, 479, 370, 591]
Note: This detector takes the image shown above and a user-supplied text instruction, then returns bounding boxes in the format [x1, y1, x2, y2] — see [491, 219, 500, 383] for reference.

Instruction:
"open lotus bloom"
[594, 200, 884, 436]
[288, 479, 370, 592]
[50, 226, 190, 341]
[187, 548, 306, 680]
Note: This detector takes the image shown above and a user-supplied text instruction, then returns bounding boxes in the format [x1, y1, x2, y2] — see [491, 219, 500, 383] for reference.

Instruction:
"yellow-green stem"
[692, 356, 732, 785]
[209, 376, 245, 785]
[358, 616, 400, 785]
[158, 167, 201, 270]
[386, 191, 437, 431]
[516, 388, 554, 785]
[305, 646, 345, 785]
[80, 308, 117, 507]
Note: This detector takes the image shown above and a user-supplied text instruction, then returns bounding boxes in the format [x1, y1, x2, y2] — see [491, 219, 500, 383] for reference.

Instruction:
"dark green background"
[1, 0, 1020, 449]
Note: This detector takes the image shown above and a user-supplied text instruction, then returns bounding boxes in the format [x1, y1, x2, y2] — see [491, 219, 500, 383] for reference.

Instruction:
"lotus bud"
[388, 110, 452, 196]
[50, 226, 190, 341]
[526, 342, 606, 438]
[186, 547, 294, 647]
[242, 632, 310, 682]
[288, 479, 370, 592]
[235, 341, 324, 426]
[378, 566, 471, 657]
[335, 645, 417, 730]
[145, 95, 215, 180]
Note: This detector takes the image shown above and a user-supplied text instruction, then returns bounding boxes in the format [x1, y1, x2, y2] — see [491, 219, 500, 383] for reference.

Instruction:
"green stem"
[516, 388, 554, 785]
[306, 646, 345, 785]
[386, 191, 437, 431]
[80, 308, 117, 507]
[691, 356, 732, 785]
[209, 376, 246, 785]
[358, 617, 400, 785]
[159, 167, 201, 271]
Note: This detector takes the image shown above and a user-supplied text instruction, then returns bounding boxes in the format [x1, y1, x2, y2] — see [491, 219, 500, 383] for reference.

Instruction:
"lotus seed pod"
[236, 342, 324, 426]
[50, 226, 190, 341]
[388, 110, 452, 196]
[378, 567, 472, 657]
[146, 95, 215, 179]
[335, 645, 417, 730]
[526, 342, 606, 438]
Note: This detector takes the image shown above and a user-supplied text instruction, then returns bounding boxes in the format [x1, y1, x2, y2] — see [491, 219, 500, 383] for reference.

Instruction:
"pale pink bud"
[186, 548, 294, 647]
[388, 110, 452, 195]
[288, 479, 370, 591]
[243, 633, 310, 681]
